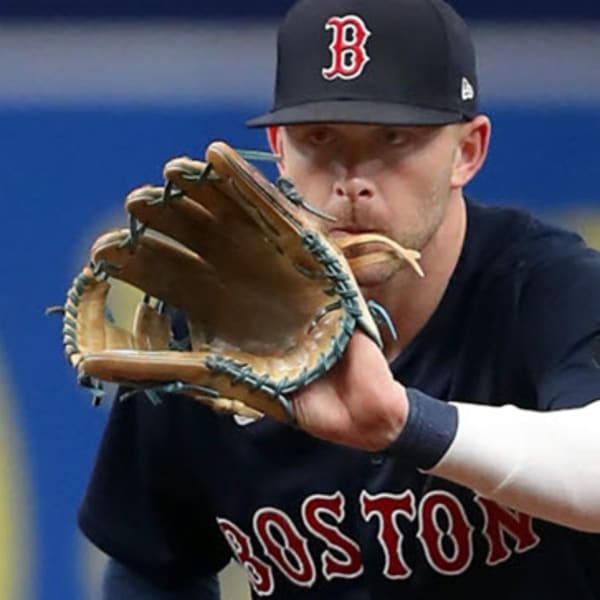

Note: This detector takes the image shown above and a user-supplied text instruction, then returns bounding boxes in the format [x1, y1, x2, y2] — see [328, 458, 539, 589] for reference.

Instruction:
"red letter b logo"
[322, 15, 371, 81]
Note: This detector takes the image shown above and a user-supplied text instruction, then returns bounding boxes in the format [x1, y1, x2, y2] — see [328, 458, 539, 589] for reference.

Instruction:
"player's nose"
[334, 176, 376, 202]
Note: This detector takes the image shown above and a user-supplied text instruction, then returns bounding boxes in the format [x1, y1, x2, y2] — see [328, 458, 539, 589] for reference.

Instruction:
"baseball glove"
[52, 141, 423, 422]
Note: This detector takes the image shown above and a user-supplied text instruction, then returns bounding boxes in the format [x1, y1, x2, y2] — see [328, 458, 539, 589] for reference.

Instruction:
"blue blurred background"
[0, 2, 598, 599]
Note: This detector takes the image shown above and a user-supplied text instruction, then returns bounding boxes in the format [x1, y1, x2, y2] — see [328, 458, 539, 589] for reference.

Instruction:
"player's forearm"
[102, 558, 221, 600]
[387, 391, 600, 532]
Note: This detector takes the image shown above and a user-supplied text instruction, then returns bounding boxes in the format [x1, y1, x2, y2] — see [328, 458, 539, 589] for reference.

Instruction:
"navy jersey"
[79, 199, 600, 598]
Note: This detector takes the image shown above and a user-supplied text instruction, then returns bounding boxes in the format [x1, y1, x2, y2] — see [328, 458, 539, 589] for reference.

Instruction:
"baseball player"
[78, 0, 600, 598]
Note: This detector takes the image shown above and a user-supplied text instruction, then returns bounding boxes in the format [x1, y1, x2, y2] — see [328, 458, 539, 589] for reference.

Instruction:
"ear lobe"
[451, 115, 491, 189]
[266, 126, 285, 173]
[266, 126, 278, 153]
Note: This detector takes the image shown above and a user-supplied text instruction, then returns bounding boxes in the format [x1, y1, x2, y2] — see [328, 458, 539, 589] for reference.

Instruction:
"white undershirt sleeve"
[427, 399, 600, 532]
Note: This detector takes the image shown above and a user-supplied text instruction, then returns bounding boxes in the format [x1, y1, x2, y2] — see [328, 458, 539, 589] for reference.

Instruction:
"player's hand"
[293, 331, 409, 451]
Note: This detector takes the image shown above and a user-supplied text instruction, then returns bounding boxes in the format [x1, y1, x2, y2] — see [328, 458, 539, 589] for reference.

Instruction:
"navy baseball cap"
[247, 0, 478, 127]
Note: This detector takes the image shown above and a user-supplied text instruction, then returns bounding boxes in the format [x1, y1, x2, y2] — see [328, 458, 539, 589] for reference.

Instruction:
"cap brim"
[246, 100, 465, 128]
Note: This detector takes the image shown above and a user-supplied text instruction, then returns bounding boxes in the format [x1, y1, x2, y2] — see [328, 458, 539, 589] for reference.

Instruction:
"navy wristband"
[385, 388, 458, 470]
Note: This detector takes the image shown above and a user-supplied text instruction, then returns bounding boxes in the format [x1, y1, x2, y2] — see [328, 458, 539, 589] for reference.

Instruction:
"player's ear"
[267, 126, 286, 174]
[450, 115, 491, 189]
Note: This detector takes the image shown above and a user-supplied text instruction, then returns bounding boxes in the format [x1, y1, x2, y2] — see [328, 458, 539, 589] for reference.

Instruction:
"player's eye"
[381, 128, 410, 146]
[307, 127, 334, 145]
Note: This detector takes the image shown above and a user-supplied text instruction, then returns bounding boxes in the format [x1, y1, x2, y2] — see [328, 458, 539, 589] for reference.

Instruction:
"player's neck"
[373, 194, 467, 360]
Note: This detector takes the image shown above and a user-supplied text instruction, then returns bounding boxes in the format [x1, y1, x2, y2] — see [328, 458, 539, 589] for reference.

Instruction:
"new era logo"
[461, 77, 475, 101]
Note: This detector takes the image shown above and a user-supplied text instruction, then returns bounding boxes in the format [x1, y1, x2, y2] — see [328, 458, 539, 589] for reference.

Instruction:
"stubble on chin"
[353, 258, 407, 290]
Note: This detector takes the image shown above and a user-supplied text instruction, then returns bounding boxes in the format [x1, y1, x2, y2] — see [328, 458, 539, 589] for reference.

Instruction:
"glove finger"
[164, 144, 312, 259]
[91, 228, 219, 318]
[125, 185, 292, 285]
[80, 349, 297, 422]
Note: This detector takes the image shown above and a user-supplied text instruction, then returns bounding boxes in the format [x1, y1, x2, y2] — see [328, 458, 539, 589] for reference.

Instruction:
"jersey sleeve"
[519, 243, 600, 410]
[78, 390, 232, 586]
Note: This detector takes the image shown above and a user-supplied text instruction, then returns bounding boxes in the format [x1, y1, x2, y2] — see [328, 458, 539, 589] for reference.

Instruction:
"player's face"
[274, 123, 463, 287]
